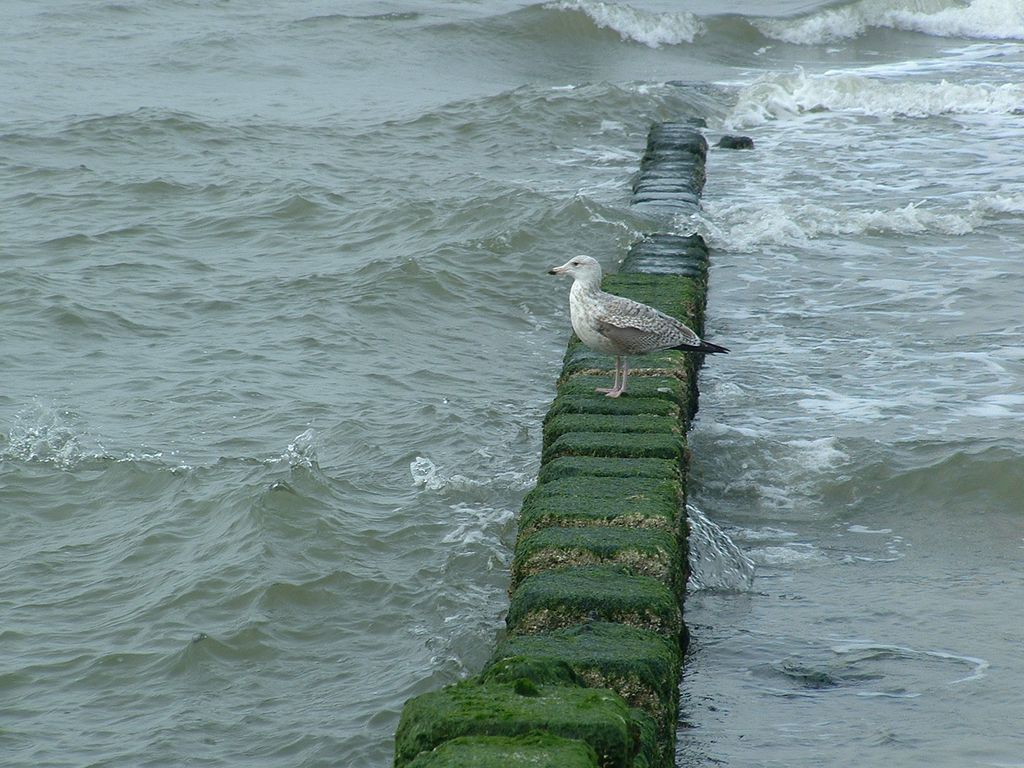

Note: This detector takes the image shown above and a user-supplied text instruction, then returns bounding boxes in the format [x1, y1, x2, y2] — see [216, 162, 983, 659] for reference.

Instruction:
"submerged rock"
[716, 135, 755, 149]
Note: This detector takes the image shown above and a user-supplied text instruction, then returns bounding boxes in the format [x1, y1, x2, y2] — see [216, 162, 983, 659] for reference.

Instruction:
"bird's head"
[548, 255, 603, 284]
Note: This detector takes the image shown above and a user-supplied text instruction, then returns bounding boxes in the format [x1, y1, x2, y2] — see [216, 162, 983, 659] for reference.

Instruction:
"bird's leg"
[605, 358, 629, 398]
[595, 356, 621, 395]
[618, 358, 629, 396]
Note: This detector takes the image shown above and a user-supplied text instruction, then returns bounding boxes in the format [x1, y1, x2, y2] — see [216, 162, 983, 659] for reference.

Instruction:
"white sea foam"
[786, 437, 849, 472]
[727, 69, 1024, 127]
[754, 0, 1024, 45]
[750, 544, 828, 566]
[831, 641, 990, 685]
[698, 195, 1014, 253]
[848, 524, 894, 534]
[547, 0, 705, 48]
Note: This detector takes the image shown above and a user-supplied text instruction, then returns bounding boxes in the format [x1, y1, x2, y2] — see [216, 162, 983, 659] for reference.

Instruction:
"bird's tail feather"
[672, 340, 729, 354]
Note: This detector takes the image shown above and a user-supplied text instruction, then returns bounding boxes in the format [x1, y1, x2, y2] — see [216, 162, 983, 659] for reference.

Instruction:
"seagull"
[549, 255, 728, 398]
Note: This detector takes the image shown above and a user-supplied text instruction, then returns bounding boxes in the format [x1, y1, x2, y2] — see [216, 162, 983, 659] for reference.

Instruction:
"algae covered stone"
[489, 621, 681, 740]
[506, 566, 682, 640]
[405, 734, 599, 767]
[537, 456, 680, 485]
[511, 526, 683, 591]
[518, 477, 682, 537]
[394, 678, 637, 768]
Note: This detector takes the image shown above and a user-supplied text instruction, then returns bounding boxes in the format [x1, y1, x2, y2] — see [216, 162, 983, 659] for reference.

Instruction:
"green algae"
[543, 431, 687, 466]
[506, 566, 682, 639]
[518, 476, 682, 537]
[528, 475, 679, 502]
[481, 656, 582, 687]
[544, 413, 680, 448]
[547, 392, 681, 419]
[488, 622, 681, 744]
[511, 526, 683, 592]
[405, 734, 599, 768]
[629, 708, 662, 768]
[395, 679, 636, 768]
[536, 456, 680, 485]
[555, 374, 687, 405]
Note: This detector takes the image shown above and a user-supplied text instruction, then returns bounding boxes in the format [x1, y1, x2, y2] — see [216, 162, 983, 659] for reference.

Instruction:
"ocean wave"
[727, 69, 1024, 127]
[544, 0, 705, 48]
[698, 194, 1022, 252]
[753, 0, 1024, 45]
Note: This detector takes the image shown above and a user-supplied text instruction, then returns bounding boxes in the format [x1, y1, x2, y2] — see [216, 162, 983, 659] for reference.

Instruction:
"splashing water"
[281, 428, 318, 469]
[2, 403, 103, 469]
[686, 503, 756, 592]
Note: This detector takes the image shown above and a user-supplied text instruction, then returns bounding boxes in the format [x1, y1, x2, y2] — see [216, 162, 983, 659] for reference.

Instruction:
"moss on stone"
[528, 475, 680, 504]
[537, 456, 680, 485]
[557, 372, 684, 403]
[480, 656, 582, 688]
[488, 622, 681, 747]
[630, 708, 662, 768]
[543, 431, 687, 466]
[506, 566, 682, 640]
[394, 679, 636, 768]
[544, 413, 680, 450]
[405, 734, 599, 768]
[519, 476, 682, 538]
[524, 479, 684, 536]
[511, 526, 683, 592]
[547, 392, 680, 420]
[518, 495, 677, 538]
[561, 342, 693, 378]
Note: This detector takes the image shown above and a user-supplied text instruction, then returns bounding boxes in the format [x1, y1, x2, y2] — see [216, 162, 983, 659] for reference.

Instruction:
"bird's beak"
[549, 263, 568, 276]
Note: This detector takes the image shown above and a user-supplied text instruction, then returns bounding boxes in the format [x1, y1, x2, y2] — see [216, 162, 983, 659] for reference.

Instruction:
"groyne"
[395, 121, 715, 768]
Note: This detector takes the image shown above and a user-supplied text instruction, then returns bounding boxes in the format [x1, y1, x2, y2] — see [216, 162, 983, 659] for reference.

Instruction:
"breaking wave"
[728, 69, 1024, 127]
[754, 0, 1024, 45]
[698, 193, 1024, 252]
[543, 0, 705, 48]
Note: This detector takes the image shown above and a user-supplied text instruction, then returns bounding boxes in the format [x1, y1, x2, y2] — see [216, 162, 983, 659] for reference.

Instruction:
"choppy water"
[2, 1, 1022, 766]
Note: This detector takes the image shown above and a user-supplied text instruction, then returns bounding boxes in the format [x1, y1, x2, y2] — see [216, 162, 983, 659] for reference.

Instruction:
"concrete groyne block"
[542, 430, 687, 465]
[394, 679, 638, 768]
[544, 412, 680, 445]
[631, 123, 708, 214]
[620, 234, 709, 278]
[518, 474, 681, 538]
[489, 622, 681, 741]
[552, 376, 691, 417]
[536, 456, 680, 485]
[404, 734, 599, 768]
[511, 526, 684, 592]
[506, 566, 683, 640]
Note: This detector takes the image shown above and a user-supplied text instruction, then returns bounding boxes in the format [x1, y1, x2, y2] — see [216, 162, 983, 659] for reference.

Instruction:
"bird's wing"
[594, 293, 700, 353]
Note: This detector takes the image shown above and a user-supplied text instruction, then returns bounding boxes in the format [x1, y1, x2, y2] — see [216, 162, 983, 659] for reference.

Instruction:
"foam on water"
[726, 69, 1024, 127]
[830, 642, 990, 688]
[546, 0, 705, 48]
[754, 0, 1024, 45]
